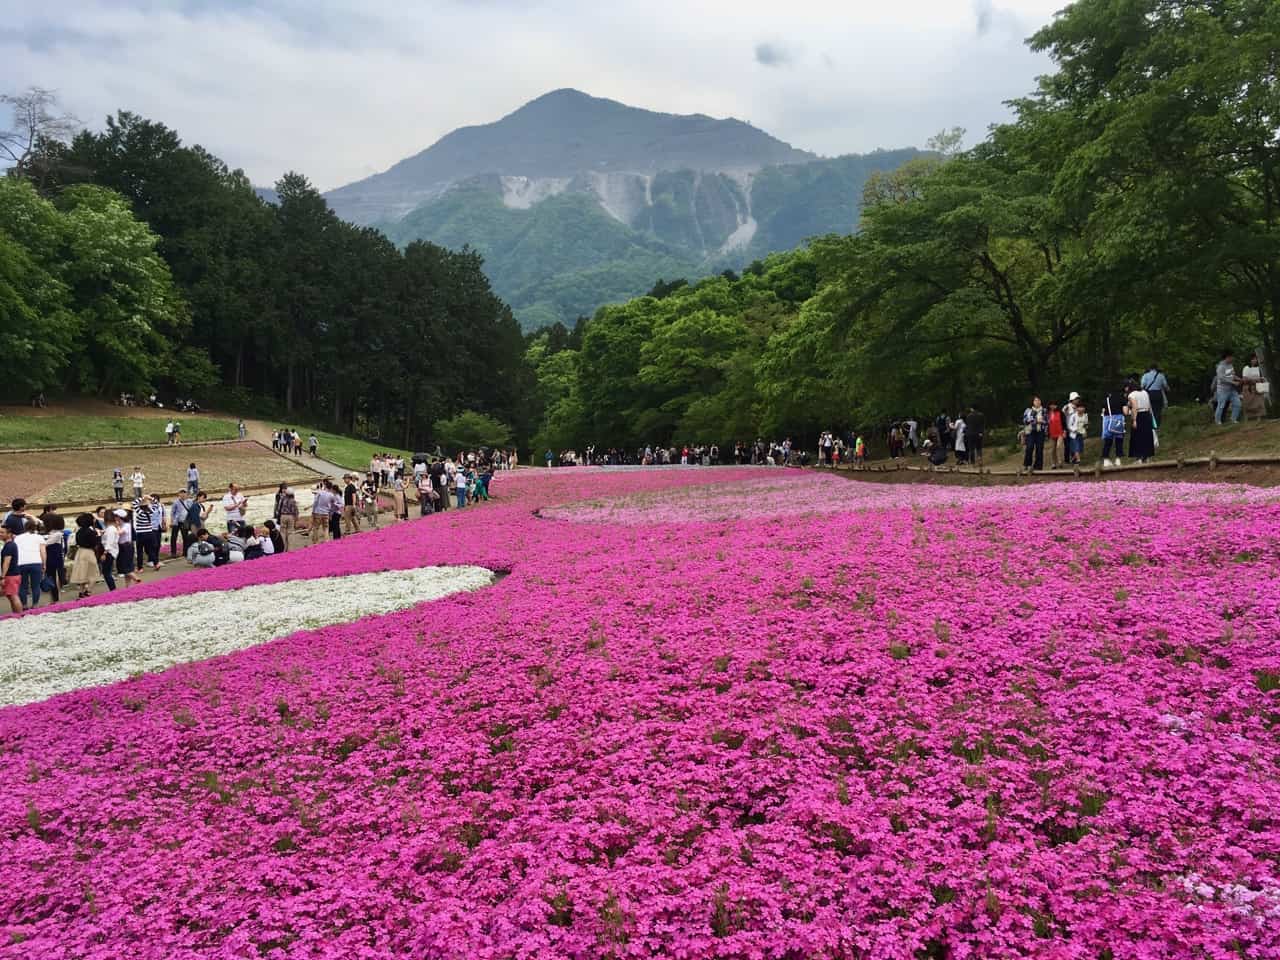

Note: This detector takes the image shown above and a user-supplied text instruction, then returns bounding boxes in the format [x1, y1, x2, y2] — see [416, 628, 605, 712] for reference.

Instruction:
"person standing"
[1241, 352, 1269, 422]
[187, 462, 200, 495]
[392, 476, 408, 520]
[165, 419, 175, 445]
[13, 519, 46, 610]
[952, 413, 968, 465]
[237, 419, 247, 440]
[221, 483, 247, 533]
[966, 408, 985, 469]
[1047, 402, 1065, 469]
[327, 482, 343, 540]
[112, 469, 125, 503]
[362, 476, 381, 529]
[455, 466, 468, 509]
[1140, 365, 1169, 424]
[130, 466, 146, 500]
[69, 514, 101, 599]
[0, 527, 21, 614]
[131, 498, 160, 571]
[1101, 386, 1129, 467]
[1021, 397, 1048, 472]
[342, 476, 361, 535]
[309, 483, 330, 544]
[1215, 350, 1242, 425]
[277, 487, 298, 550]
[172, 421, 182, 445]
[1127, 379, 1156, 463]
[169, 491, 194, 559]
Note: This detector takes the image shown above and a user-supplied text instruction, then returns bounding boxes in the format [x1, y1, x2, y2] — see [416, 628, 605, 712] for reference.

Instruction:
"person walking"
[1021, 396, 1048, 472]
[172, 421, 182, 445]
[309, 434, 319, 457]
[69, 513, 101, 599]
[165, 420, 175, 445]
[1214, 350, 1242, 425]
[186, 462, 200, 496]
[116, 508, 142, 585]
[100, 510, 123, 591]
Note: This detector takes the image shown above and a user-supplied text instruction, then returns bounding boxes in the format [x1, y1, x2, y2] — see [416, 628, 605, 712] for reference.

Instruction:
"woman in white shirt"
[1242, 352, 1268, 421]
[100, 512, 123, 591]
[1127, 381, 1155, 463]
[13, 520, 47, 609]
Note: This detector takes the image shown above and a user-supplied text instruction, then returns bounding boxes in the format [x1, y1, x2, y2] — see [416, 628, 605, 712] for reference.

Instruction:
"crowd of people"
[267, 427, 319, 457]
[0, 447, 514, 614]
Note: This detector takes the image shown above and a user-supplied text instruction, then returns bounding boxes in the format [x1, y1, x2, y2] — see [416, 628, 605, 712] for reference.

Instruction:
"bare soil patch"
[3, 442, 323, 507]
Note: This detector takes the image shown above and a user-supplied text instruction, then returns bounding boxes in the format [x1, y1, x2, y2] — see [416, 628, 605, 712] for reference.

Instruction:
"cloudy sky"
[2, 0, 1065, 192]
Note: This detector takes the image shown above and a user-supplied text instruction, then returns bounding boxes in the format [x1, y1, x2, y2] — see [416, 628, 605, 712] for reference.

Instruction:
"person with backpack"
[186, 529, 218, 568]
[1100, 385, 1129, 467]
[1140, 365, 1169, 423]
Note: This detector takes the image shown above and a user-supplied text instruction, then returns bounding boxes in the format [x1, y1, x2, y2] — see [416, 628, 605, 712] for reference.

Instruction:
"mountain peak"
[325, 90, 817, 225]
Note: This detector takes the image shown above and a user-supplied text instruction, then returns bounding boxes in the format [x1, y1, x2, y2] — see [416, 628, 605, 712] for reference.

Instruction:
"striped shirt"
[132, 505, 160, 534]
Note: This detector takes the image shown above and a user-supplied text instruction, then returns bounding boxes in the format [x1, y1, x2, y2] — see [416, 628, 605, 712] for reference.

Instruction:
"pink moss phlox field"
[3, 467, 1280, 959]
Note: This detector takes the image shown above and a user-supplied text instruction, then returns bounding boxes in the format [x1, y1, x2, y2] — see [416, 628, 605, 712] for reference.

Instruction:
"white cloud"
[0, 0, 1065, 190]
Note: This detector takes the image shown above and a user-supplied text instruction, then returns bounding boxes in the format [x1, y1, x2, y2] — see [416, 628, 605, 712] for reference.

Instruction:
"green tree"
[433, 410, 513, 451]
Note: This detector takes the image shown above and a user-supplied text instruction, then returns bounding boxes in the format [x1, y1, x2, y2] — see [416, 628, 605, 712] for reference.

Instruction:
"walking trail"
[240, 419, 354, 481]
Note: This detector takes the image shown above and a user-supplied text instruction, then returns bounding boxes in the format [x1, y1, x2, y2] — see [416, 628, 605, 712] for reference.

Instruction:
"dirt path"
[239, 420, 353, 480]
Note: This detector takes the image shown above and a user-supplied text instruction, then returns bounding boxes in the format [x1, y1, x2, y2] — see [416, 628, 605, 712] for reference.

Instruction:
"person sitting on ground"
[187, 528, 219, 568]
[263, 519, 284, 555]
[242, 524, 266, 561]
[224, 526, 247, 563]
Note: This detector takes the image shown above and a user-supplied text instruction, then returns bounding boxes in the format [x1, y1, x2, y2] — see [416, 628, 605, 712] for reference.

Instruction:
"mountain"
[325, 88, 815, 225]
[324, 90, 921, 330]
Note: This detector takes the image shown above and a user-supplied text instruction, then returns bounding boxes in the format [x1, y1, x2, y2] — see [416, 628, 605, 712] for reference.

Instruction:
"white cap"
[1068, 391, 1080, 401]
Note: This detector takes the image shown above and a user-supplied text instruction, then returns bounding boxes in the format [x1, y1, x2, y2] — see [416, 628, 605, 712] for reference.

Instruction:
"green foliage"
[37, 109, 535, 450]
[0, 415, 238, 449]
[0, 176, 186, 398]
[432, 410, 513, 452]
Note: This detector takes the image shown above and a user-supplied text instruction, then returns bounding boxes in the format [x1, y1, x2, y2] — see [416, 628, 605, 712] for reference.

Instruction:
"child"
[0, 527, 21, 614]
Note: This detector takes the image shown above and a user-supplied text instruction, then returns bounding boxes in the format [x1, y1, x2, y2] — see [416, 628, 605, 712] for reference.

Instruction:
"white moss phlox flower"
[0, 565, 494, 708]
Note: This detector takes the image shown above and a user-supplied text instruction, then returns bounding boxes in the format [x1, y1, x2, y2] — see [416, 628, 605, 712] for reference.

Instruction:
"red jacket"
[1048, 410, 1064, 438]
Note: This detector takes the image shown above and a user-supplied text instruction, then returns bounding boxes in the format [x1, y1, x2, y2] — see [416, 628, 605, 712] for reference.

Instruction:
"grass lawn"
[0, 415, 239, 449]
[300, 429, 414, 472]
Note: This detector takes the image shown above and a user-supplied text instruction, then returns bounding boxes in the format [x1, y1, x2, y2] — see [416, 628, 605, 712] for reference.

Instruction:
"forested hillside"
[0, 110, 533, 449]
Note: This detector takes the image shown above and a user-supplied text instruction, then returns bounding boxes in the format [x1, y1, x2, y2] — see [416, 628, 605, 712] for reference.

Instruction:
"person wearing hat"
[342, 474, 361, 535]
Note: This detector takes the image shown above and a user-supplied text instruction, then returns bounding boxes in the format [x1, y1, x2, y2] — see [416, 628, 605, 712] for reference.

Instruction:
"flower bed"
[2, 467, 1279, 958]
[0, 566, 494, 707]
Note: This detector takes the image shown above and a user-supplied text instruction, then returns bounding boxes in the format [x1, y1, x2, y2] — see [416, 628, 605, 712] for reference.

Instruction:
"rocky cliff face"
[328, 89, 920, 329]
